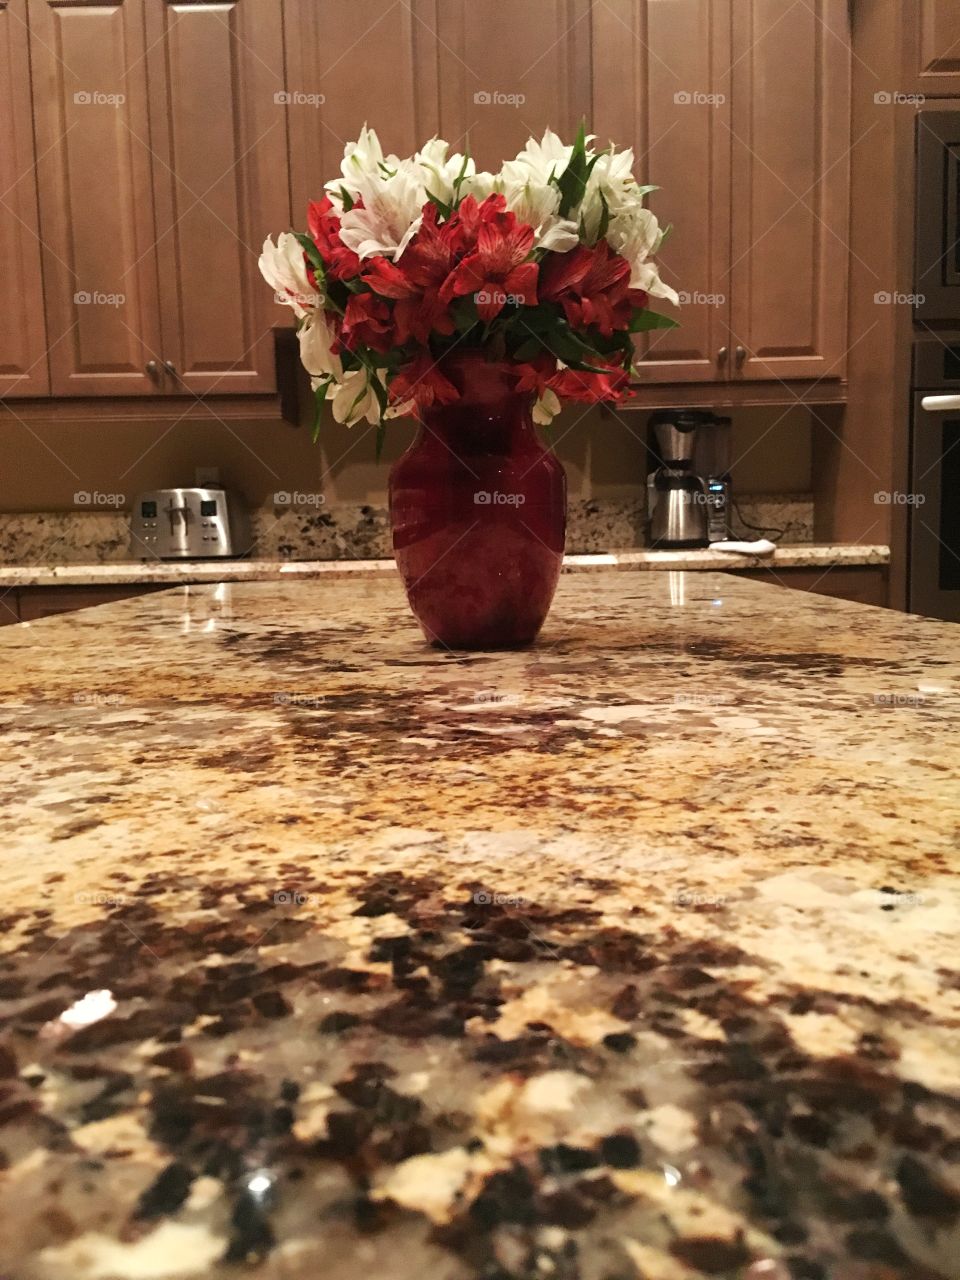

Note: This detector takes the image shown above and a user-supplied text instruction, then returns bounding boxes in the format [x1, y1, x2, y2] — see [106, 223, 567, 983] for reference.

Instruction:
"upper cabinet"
[144, 0, 290, 394]
[592, 0, 732, 384]
[5, 0, 855, 403]
[434, 0, 592, 172]
[28, 0, 290, 397]
[283, 0, 440, 220]
[728, 0, 850, 382]
[592, 0, 850, 386]
[0, 0, 50, 396]
[29, 0, 163, 396]
[910, 0, 960, 96]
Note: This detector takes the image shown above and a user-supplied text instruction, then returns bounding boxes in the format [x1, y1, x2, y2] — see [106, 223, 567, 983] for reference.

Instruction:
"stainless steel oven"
[916, 112, 960, 322]
[910, 336, 960, 620]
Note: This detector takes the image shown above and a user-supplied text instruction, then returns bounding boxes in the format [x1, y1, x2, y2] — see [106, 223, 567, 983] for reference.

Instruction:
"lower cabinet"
[3, 585, 168, 625]
[730, 566, 889, 607]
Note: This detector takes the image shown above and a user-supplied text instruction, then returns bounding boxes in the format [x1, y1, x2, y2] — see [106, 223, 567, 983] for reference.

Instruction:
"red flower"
[363, 238, 455, 346]
[307, 196, 362, 281]
[548, 357, 633, 404]
[513, 354, 557, 397]
[389, 353, 459, 413]
[539, 241, 645, 337]
[440, 195, 538, 322]
[363, 202, 482, 344]
[341, 293, 394, 353]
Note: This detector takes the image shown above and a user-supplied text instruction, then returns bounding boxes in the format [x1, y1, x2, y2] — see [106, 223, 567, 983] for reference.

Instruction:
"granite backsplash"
[0, 496, 813, 566]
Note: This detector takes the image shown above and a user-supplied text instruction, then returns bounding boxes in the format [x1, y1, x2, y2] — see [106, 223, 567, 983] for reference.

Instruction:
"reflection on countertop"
[0, 570, 954, 1280]
[0, 542, 890, 588]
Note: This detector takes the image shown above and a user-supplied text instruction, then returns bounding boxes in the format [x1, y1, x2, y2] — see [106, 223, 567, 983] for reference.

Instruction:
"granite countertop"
[0, 571, 956, 1280]
[0, 543, 890, 588]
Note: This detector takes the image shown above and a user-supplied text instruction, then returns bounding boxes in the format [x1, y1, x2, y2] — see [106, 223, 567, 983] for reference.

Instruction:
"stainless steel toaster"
[130, 488, 250, 560]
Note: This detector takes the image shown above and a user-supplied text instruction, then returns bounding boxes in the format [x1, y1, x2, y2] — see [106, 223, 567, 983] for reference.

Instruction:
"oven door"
[910, 389, 960, 620]
[916, 112, 960, 323]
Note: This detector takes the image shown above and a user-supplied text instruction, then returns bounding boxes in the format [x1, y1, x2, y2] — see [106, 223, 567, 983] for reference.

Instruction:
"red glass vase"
[389, 352, 567, 649]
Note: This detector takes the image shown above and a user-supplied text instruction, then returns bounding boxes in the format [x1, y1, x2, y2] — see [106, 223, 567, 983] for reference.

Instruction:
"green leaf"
[629, 310, 680, 332]
[556, 121, 590, 218]
[294, 232, 324, 272]
[451, 297, 480, 333]
[375, 420, 386, 461]
[657, 222, 673, 248]
[339, 185, 355, 212]
[596, 188, 610, 244]
[451, 149, 472, 207]
[425, 190, 452, 219]
[513, 337, 544, 361]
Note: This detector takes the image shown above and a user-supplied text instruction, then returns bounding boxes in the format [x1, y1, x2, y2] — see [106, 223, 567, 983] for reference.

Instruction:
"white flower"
[506, 129, 579, 187]
[258, 233, 319, 319]
[298, 311, 342, 380]
[327, 368, 384, 426]
[327, 125, 393, 207]
[606, 207, 679, 304]
[501, 179, 579, 253]
[533, 388, 562, 426]
[416, 138, 475, 206]
[579, 147, 640, 242]
[336, 157, 426, 261]
[460, 170, 501, 202]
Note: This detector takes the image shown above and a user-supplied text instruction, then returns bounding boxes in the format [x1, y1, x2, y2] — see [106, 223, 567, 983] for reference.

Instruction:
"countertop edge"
[0, 545, 891, 589]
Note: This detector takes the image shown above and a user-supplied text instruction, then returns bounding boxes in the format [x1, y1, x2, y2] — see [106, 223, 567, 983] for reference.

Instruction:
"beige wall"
[0, 399, 811, 513]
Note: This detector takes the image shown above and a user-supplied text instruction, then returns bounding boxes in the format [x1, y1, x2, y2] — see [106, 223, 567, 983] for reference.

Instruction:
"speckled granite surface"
[0, 496, 813, 566]
[0, 544, 890, 590]
[0, 571, 956, 1280]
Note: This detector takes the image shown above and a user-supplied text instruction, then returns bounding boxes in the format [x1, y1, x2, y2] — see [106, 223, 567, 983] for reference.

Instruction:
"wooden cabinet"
[284, 0, 440, 220]
[0, 0, 50, 396]
[145, 0, 290, 394]
[592, 0, 732, 384]
[435, 0, 591, 172]
[6, 584, 165, 623]
[29, 0, 163, 396]
[28, 0, 289, 397]
[729, 0, 850, 382]
[731, 566, 889, 608]
[592, 0, 850, 387]
[910, 0, 960, 96]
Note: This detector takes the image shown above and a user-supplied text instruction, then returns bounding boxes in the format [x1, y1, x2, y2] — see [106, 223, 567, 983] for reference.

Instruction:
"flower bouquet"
[260, 125, 678, 649]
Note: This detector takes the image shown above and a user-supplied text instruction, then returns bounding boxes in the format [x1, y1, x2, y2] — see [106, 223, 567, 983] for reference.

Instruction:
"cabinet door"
[284, 0, 440, 222]
[591, 0, 731, 384]
[28, 0, 164, 395]
[728, 0, 850, 382]
[912, 0, 960, 96]
[144, 0, 290, 395]
[0, 0, 49, 396]
[436, 0, 592, 172]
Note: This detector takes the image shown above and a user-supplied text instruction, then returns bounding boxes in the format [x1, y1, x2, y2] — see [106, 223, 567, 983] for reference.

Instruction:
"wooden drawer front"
[733, 566, 889, 607]
[16, 584, 166, 622]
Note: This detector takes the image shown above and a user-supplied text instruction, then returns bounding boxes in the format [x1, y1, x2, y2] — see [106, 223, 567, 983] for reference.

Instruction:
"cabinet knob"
[163, 360, 178, 376]
[145, 360, 159, 378]
[735, 345, 746, 368]
[717, 346, 728, 366]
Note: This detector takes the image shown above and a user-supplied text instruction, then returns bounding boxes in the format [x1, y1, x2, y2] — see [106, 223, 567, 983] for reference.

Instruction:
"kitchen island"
[0, 571, 957, 1280]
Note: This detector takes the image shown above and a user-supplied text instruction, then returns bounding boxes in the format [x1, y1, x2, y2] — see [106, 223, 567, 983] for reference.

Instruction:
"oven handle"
[920, 394, 960, 411]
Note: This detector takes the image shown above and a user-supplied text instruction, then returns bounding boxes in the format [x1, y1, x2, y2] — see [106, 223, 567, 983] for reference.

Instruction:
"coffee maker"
[646, 410, 712, 548]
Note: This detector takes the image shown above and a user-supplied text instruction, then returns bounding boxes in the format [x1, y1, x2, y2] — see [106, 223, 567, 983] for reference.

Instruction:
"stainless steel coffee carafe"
[647, 411, 710, 549]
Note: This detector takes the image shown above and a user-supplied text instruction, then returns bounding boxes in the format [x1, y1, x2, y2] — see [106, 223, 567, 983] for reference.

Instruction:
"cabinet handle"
[145, 360, 159, 378]
[717, 346, 728, 366]
[163, 360, 178, 376]
[735, 345, 746, 368]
